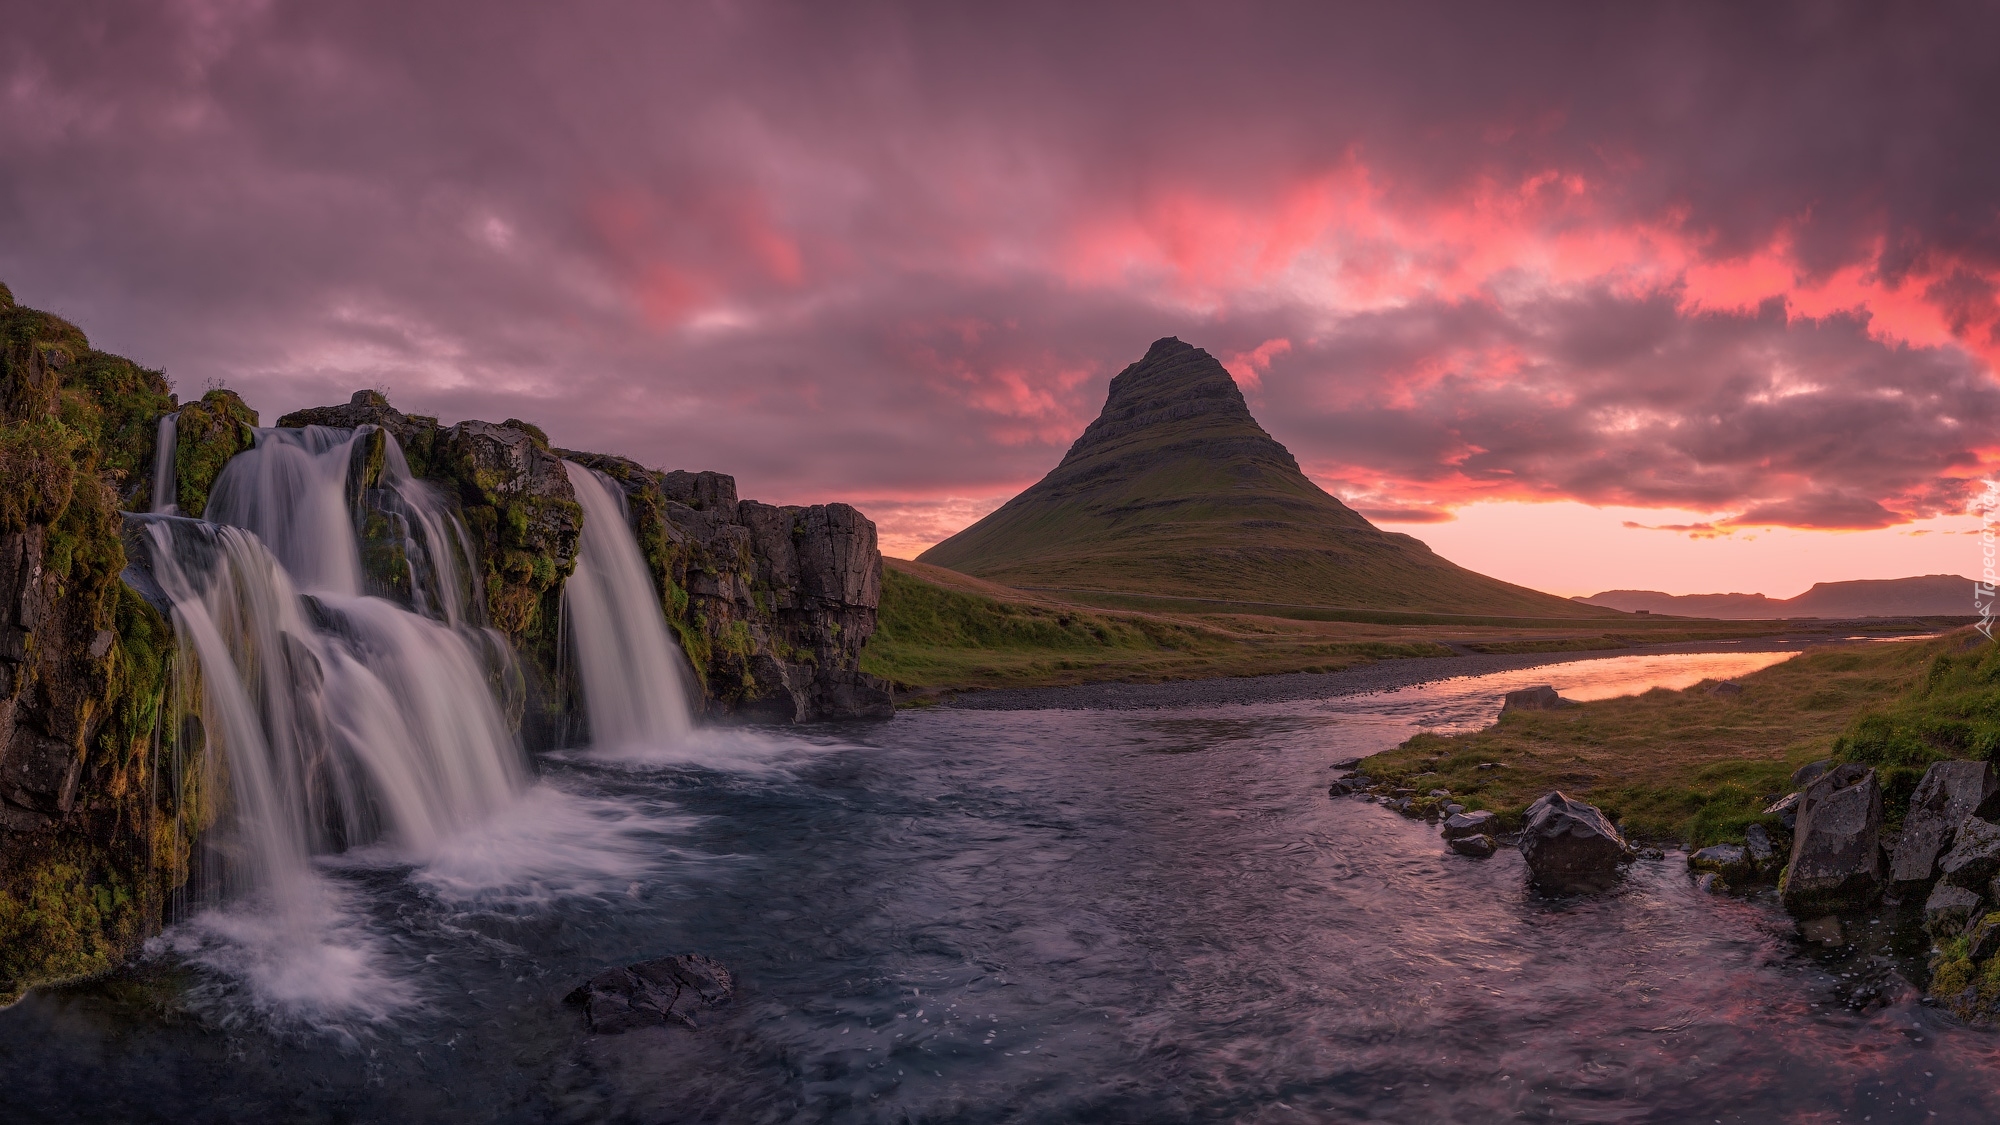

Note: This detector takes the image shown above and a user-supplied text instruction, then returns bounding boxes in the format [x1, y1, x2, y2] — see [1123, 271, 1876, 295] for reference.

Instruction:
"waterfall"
[151, 412, 178, 514]
[134, 426, 527, 911]
[562, 462, 697, 749]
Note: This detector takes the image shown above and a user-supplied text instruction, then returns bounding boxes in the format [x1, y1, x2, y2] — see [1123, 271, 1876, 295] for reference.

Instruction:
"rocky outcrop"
[567, 953, 734, 1034]
[1780, 764, 1884, 914]
[1889, 760, 1997, 887]
[0, 285, 208, 1003]
[1518, 791, 1630, 892]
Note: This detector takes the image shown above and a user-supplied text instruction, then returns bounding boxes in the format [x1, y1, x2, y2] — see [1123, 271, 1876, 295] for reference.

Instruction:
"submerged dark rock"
[567, 953, 735, 1034]
[1781, 764, 1883, 915]
[1518, 791, 1629, 892]
[1449, 834, 1497, 857]
[1501, 685, 1577, 714]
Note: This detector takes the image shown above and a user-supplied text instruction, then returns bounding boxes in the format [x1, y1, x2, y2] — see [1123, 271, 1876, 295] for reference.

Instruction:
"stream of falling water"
[125, 425, 710, 1030]
[561, 462, 698, 752]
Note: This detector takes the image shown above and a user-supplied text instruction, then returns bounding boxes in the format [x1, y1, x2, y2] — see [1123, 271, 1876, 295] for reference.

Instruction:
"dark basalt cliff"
[0, 286, 890, 1003]
[921, 337, 1610, 618]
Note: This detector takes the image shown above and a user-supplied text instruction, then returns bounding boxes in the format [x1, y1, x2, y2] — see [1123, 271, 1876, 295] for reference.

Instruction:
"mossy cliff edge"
[0, 287, 890, 1004]
[0, 286, 215, 1004]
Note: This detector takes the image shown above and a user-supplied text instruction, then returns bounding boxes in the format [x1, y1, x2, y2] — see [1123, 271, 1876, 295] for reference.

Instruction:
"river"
[3, 647, 1996, 1124]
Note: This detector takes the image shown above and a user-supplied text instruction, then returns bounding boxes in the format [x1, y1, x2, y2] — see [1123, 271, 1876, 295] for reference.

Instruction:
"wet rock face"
[1890, 761, 1998, 887]
[1781, 765, 1884, 915]
[1518, 791, 1629, 892]
[567, 953, 735, 1034]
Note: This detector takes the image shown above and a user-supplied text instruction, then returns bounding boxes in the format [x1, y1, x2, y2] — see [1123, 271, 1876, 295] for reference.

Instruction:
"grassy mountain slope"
[919, 337, 1611, 618]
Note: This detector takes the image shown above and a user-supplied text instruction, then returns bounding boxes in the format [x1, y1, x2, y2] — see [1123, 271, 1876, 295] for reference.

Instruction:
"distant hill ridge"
[920, 337, 1610, 617]
[1579, 575, 1980, 619]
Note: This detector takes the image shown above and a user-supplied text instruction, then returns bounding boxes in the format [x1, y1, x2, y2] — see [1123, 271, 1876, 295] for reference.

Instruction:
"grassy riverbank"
[862, 558, 1948, 699]
[1355, 630, 1995, 847]
[859, 561, 1455, 693]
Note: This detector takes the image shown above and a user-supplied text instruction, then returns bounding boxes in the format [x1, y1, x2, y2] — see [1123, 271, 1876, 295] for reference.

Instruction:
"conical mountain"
[920, 337, 1607, 617]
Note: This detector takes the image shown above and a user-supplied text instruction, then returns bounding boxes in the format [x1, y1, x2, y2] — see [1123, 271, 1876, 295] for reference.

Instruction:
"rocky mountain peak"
[1062, 336, 1273, 465]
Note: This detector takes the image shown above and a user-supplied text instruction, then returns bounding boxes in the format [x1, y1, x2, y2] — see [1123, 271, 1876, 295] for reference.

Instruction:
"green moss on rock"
[171, 388, 258, 518]
[0, 286, 209, 1004]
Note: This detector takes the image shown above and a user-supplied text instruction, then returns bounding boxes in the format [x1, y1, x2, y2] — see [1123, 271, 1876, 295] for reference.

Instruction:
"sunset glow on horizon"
[5, 2, 1997, 598]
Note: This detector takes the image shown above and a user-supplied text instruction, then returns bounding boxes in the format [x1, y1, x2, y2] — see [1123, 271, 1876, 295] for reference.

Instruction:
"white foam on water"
[567, 725, 841, 775]
[155, 875, 414, 1044]
[396, 782, 699, 910]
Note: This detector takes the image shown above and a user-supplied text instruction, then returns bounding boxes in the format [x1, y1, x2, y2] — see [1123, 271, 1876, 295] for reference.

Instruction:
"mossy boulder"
[170, 388, 257, 518]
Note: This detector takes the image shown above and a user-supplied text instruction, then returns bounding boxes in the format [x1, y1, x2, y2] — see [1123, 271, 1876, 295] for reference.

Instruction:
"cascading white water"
[151, 412, 178, 514]
[140, 427, 528, 910]
[561, 462, 697, 749]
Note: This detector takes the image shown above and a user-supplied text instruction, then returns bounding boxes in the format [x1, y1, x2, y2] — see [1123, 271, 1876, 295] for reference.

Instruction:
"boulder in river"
[1889, 761, 1998, 887]
[1923, 883, 1985, 939]
[1518, 791, 1630, 892]
[567, 953, 734, 1034]
[1501, 685, 1578, 714]
[1449, 834, 1497, 858]
[1442, 810, 1498, 841]
[1780, 764, 1883, 915]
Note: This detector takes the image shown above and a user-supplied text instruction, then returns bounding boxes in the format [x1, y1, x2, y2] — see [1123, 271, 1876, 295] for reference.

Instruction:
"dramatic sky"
[6, 1, 1998, 597]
